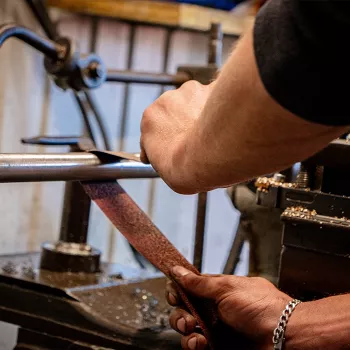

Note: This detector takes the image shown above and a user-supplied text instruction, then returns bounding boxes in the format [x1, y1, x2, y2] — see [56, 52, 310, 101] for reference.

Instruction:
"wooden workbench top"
[47, 0, 254, 36]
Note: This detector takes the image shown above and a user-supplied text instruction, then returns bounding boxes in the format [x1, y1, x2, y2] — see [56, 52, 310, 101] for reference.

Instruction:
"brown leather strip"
[82, 181, 219, 349]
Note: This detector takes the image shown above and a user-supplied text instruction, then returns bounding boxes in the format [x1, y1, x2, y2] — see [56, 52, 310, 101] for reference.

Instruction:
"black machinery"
[256, 138, 350, 300]
[0, 1, 224, 349]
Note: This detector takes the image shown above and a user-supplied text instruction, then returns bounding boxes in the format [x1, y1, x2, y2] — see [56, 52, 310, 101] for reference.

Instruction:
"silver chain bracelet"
[272, 299, 302, 350]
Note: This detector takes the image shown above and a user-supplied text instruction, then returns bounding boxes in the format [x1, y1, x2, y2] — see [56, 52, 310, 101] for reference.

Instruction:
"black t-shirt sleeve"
[254, 0, 350, 126]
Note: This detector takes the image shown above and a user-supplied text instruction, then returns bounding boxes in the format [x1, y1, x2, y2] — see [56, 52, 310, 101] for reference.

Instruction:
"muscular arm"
[287, 294, 350, 349]
[178, 26, 346, 191]
[141, 0, 350, 194]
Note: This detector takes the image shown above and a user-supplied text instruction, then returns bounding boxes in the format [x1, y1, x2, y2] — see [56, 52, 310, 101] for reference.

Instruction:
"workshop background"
[0, 1, 255, 347]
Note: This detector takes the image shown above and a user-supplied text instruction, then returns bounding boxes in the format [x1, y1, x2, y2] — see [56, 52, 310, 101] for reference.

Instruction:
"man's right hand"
[166, 266, 298, 350]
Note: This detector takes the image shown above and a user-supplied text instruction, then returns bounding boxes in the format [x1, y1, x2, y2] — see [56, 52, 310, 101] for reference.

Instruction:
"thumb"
[171, 266, 221, 300]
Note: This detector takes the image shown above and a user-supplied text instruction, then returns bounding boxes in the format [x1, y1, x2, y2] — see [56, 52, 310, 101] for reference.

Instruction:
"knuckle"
[182, 80, 202, 89]
[160, 89, 174, 99]
[164, 180, 197, 195]
[183, 274, 203, 290]
[141, 108, 152, 131]
[217, 276, 234, 289]
[251, 276, 272, 286]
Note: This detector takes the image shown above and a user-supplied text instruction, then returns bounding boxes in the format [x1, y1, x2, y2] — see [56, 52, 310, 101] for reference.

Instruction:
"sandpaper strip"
[82, 181, 219, 349]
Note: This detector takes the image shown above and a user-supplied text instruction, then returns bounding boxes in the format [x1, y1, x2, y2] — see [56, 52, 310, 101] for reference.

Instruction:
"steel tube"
[194, 23, 223, 272]
[24, 0, 58, 40]
[106, 69, 189, 86]
[0, 23, 64, 60]
[0, 153, 157, 183]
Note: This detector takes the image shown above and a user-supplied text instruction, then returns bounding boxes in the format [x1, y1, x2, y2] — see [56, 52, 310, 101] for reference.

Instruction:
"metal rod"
[0, 23, 63, 60]
[193, 192, 208, 271]
[118, 24, 136, 151]
[208, 23, 223, 67]
[73, 92, 96, 145]
[84, 91, 113, 151]
[59, 181, 91, 243]
[147, 28, 174, 219]
[106, 69, 189, 86]
[86, 17, 113, 151]
[112, 24, 148, 267]
[222, 224, 245, 275]
[193, 23, 222, 272]
[0, 153, 158, 183]
[24, 0, 58, 40]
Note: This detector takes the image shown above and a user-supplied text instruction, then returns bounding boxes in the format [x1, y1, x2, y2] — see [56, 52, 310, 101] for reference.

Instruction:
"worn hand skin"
[167, 266, 350, 350]
[140, 25, 346, 195]
[167, 266, 290, 350]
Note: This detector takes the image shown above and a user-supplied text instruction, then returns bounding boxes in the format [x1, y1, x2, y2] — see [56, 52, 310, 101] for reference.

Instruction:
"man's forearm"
[285, 294, 350, 349]
[181, 25, 346, 191]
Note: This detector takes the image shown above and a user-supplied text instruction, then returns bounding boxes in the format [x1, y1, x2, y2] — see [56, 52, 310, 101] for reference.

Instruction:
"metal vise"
[256, 138, 350, 300]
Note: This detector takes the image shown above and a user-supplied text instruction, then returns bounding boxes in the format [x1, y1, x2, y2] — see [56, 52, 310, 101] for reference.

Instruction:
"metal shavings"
[2, 261, 17, 275]
[282, 207, 317, 220]
[283, 207, 350, 228]
[21, 261, 36, 279]
[255, 177, 298, 192]
[129, 287, 170, 329]
[109, 273, 123, 280]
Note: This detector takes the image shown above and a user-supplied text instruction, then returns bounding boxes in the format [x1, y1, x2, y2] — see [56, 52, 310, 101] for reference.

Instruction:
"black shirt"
[254, 0, 350, 126]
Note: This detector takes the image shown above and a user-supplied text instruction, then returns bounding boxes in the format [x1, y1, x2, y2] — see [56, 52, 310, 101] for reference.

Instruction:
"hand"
[140, 81, 213, 194]
[166, 266, 293, 350]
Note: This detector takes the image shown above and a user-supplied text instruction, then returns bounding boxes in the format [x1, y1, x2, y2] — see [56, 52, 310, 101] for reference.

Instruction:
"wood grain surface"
[47, 0, 253, 36]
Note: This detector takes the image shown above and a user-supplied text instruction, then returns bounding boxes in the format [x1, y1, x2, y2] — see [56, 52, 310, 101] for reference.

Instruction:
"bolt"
[272, 173, 286, 183]
[89, 62, 103, 79]
[296, 164, 310, 188]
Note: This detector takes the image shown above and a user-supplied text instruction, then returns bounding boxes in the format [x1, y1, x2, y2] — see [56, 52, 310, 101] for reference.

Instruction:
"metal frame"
[0, 4, 225, 348]
[255, 139, 350, 300]
[4, 2, 224, 273]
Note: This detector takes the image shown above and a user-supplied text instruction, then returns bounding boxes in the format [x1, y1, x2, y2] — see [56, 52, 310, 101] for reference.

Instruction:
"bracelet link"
[273, 299, 302, 350]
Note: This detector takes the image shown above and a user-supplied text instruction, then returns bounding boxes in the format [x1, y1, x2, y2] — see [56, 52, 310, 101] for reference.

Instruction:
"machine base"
[0, 252, 180, 350]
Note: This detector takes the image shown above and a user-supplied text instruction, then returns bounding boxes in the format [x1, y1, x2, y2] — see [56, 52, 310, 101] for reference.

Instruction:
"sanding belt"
[80, 151, 224, 349]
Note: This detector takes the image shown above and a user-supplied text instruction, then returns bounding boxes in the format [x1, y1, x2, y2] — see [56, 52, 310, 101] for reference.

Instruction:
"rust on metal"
[82, 181, 220, 349]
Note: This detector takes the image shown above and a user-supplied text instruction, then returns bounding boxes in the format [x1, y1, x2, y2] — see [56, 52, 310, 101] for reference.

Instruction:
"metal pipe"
[0, 23, 64, 60]
[193, 192, 208, 272]
[193, 23, 222, 272]
[0, 153, 157, 183]
[208, 23, 223, 67]
[24, 0, 58, 40]
[106, 69, 190, 86]
[86, 17, 113, 151]
[73, 92, 96, 144]
[118, 25, 136, 151]
[147, 28, 174, 220]
[59, 181, 91, 243]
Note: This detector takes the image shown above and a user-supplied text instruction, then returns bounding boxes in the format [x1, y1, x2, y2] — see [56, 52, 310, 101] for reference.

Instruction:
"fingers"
[166, 274, 223, 306]
[169, 308, 197, 335]
[171, 266, 228, 299]
[166, 280, 180, 306]
[181, 333, 208, 350]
